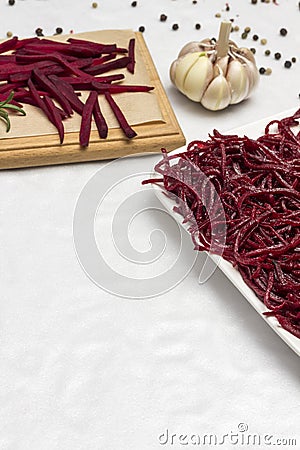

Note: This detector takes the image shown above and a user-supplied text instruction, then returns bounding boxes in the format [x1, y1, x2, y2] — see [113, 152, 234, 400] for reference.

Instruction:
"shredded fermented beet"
[143, 109, 300, 339]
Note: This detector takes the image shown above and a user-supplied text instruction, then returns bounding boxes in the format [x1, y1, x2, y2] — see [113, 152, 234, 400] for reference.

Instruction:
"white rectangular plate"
[153, 109, 300, 357]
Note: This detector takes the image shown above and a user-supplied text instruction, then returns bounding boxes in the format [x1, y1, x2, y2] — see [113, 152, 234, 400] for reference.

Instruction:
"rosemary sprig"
[0, 91, 26, 133]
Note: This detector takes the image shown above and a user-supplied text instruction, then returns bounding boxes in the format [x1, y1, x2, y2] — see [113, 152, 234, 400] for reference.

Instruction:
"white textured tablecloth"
[0, 1, 299, 449]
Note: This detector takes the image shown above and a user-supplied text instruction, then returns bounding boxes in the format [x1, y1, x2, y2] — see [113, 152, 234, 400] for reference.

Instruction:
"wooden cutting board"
[0, 31, 185, 170]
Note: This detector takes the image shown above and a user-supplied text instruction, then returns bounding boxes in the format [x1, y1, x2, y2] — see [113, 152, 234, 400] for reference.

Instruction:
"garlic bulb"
[170, 22, 259, 111]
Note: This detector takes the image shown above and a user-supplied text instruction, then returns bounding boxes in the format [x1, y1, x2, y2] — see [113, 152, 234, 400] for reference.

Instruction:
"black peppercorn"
[259, 67, 266, 74]
[241, 32, 248, 39]
[55, 27, 63, 34]
[264, 49, 271, 56]
[35, 28, 44, 37]
[252, 34, 259, 41]
[131, 1, 137, 6]
[195, 23, 201, 30]
[192, 0, 197, 3]
[138, 25, 145, 32]
[251, 0, 257, 3]
[172, 23, 179, 31]
[274, 52, 281, 60]
[160, 14, 167, 22]
[284, 60, 292, 68]
[8, 0, 15, 5]
[291, 57, 296, 63]
[250, 48, 256, 54]
[280, 28, 287, 36]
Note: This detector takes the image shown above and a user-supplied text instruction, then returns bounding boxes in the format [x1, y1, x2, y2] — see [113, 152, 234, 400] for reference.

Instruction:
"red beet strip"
[93, 97, 108, 139]
[0, 36, 18, 54]
[28, 78, 54, 122]
[90, 54, 117, 66]
[92, 81, 154, 93]
[104, 91, 136, 139]
[79, 91, 98, 147]
[59, 74, 125, 90]
[32, 69, 73, 116]
[14, 92, 67, 119]
[15, 37, 39, 49]
[22, 41, 103, 58]
[84, 56, 131, 76]
[143, 109, 300, 339]
[67, 38, 125, 54]
[127, 38, 135, 74]
[43, 95, 64, 144]
[0, 55, 16, 63]
[48, 75, 84, 114]
[0, 82, 24, 94]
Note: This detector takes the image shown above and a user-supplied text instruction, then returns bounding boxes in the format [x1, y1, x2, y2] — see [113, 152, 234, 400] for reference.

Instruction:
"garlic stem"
[216, 21, 232, 58]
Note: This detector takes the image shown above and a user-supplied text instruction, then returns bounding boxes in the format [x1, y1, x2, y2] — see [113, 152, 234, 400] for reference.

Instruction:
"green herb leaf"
[0, 109, 11, 133]
[0, 91, 26, 133]
[2, 104, 26, 116]
[0, 90, 14, 107]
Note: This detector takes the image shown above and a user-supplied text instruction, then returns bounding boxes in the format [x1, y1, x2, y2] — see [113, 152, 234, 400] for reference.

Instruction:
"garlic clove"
[198, 38, 215, 51]
[183, 54, 214, 102]
[172, 52, 203, 92]
[243, 60, 260, 98]
[226, 59, 249, 104]
[235, 55, 259, 98]
[201, 74, 231, 111]
[169, 59, 178, 85]
[238, 47, 256, 65]
[178, 41, 203, 58]
[178, 39, 215, 58]
[228, 40, 238, 48]
[213, 55, 229, 77]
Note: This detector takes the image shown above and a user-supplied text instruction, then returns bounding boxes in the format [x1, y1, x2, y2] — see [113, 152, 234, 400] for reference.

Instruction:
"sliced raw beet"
[32, 69, 73, 116]
[28, 78, 54, 123]
[79, 90, 98, 147]
[0, 36, 18, 54]
[93, 97, 108, 139]
[48, 75, 84, 114]
[0, 35, 154, 144]
[43, 95, 65, 144]
[92, 81, 154, 93]
[66, 38, 118, 54]
[104, 91, 137, 139]
[127, 38, 135, 74]
[84, 56, 131, 76]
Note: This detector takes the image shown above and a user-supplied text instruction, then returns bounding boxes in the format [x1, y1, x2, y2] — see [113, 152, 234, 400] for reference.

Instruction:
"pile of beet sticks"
[0, 36, 153, 145]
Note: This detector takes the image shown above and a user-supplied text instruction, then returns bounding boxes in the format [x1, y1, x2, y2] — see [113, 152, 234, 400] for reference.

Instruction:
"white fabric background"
[0, 1, 299, 449]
